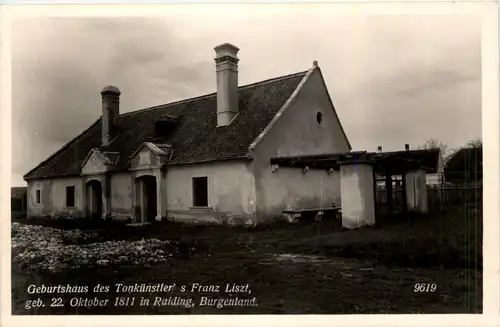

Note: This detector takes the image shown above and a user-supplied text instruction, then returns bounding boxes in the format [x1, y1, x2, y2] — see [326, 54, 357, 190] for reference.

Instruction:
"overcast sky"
[11, 9, 481, 186]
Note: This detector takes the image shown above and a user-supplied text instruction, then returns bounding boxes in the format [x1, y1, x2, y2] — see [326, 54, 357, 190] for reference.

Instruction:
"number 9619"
[414, 283, 437, 292]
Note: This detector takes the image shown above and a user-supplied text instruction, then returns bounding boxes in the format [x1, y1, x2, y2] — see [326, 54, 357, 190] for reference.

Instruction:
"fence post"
[402, 171, 407, 214]
[386, 173, 393, 213]
[373, 169, 378, 215]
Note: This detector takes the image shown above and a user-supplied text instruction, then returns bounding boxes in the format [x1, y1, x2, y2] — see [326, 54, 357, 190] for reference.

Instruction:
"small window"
[35, 190, 41, 204]
[66, 186, 75, 208]
[192, 177, 208, 207]
[316, 112, 323, 125]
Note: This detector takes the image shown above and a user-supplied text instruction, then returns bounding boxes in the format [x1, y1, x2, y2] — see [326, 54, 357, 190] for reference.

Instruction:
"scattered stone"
[11, 222, 177, 274]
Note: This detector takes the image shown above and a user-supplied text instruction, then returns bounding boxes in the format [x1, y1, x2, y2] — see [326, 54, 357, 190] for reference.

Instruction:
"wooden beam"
[272, 150, 436, 175]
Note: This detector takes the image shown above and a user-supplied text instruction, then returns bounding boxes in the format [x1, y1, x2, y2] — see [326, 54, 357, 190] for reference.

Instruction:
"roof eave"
[24, 173, 83, 181]
[166, 155, 251, 167]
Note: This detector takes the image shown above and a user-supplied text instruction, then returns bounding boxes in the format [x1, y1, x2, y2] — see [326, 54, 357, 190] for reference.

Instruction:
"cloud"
[10, 13, 481, 186]
[11, 17, 215, 184]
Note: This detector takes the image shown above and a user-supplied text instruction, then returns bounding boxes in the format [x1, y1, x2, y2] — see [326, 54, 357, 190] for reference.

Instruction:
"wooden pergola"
[270, 150, 433, 214]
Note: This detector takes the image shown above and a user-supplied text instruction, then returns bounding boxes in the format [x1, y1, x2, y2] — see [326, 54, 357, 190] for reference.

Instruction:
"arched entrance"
[135, 175, 157, 223]
[86, 180, 103, 219]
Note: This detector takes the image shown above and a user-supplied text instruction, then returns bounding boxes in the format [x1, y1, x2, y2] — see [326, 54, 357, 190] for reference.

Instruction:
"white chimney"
[100, 85, 120, 146]
[214, 43, 239, 127]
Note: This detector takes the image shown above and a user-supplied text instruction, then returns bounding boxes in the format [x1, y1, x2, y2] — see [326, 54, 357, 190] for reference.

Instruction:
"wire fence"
[376, 182, 482, 213]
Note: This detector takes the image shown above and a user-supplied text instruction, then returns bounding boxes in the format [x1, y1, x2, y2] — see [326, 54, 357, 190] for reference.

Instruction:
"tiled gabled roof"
[24, 70, 308, 180]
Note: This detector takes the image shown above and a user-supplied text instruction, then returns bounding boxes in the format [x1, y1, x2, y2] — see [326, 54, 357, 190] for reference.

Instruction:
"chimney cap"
[101, 85, 121, 95]
[214, 43, 239, 59]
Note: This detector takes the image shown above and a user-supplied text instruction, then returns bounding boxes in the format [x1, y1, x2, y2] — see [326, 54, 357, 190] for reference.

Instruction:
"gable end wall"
[251, 68, 351, 221]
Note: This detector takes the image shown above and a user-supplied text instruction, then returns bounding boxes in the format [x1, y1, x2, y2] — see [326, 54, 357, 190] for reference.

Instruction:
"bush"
[11, 211, 27, 220]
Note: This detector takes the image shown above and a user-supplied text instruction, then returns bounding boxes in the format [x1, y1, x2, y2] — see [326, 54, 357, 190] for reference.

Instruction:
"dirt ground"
[11, 206, 482, 315]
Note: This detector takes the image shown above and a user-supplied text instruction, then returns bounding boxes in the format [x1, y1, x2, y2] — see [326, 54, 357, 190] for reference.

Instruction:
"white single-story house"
[24, 43, 430, 228]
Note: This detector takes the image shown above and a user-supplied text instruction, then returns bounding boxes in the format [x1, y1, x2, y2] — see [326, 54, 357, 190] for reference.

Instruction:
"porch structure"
[271, 149, 433, 228]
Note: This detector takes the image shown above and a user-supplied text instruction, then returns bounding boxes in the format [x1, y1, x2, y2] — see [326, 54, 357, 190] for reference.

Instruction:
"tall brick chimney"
[100, 85, 120, 146]
[214, 43, 239, 127]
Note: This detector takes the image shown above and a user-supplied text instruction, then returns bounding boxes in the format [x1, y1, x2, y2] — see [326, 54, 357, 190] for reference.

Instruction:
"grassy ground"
[11, 204, 482, 314]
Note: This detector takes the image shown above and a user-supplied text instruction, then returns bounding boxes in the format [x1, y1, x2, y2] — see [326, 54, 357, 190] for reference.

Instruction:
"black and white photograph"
[3, 2, 498, 323]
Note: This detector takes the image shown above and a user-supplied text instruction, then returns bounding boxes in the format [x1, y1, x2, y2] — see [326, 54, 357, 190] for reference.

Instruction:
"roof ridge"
[119, 70, 308, 118]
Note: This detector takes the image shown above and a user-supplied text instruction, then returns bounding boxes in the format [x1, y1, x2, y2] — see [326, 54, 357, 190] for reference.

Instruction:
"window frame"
[192, 176, 209, 207]
[35, 189, 41, 205]
[65, 186, 76, 208]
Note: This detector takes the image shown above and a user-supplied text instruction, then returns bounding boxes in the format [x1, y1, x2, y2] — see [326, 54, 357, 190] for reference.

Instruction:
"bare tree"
[418, 138, 457, 165]
[419, 138, 449, 157]
[466, 137, 482, 148]
[418, 137, 481, 165]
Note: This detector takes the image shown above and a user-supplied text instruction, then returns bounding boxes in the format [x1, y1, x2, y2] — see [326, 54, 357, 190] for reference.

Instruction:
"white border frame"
[1, 2, 498, 327]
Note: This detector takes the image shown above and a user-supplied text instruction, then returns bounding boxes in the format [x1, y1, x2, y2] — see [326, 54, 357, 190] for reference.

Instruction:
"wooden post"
[386, 172, 393, 213]
[402, 170, 408, 214]
[315, 211, 322, 246]
[373, 169, 378, 216]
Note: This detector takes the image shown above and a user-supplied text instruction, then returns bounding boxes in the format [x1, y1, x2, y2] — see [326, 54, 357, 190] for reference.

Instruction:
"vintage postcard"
[1, 2, 499, 327]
